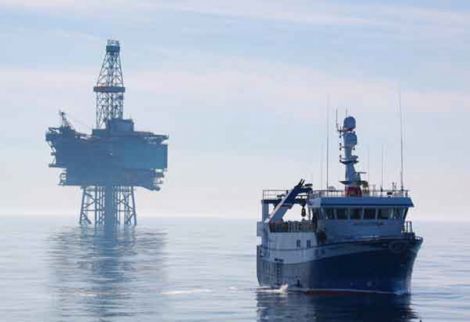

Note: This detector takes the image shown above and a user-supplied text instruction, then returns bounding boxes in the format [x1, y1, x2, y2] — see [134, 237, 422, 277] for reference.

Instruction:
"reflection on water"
[48, 226, 167, 322]
[256, 290, 420, 322]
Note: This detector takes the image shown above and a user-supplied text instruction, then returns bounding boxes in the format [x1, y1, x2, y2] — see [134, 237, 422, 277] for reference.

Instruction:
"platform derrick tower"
[94, 40, 125, 129]
[46, 40, 168, 226]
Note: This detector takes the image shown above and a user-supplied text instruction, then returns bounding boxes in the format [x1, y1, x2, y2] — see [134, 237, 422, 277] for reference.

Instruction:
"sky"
[0, 0, 468, 220]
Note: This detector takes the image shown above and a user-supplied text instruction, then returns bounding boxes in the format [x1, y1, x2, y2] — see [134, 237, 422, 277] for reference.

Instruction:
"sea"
[0, 216, 468, 322]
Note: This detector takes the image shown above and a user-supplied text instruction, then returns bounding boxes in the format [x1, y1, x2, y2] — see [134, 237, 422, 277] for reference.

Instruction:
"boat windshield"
[319, 207, 408, 220]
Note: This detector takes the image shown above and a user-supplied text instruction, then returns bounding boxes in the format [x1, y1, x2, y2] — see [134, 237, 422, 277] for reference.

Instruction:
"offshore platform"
[46, 40, 168, 226]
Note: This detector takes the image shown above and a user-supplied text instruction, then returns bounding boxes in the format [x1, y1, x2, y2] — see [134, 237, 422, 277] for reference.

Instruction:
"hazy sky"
[0, 0, 468, 220]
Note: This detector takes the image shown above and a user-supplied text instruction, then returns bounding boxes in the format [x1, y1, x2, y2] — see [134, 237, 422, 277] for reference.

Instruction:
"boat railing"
[311, 189, 409, 198]
[262, 189, 289, 201]
[402, 220, 414, 234]
[269, 221, 315, 233]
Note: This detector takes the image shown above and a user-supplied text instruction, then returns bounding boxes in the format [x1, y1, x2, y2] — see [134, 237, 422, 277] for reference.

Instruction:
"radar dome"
[344, 132, 357, 147]
[343, 116, 356, 130]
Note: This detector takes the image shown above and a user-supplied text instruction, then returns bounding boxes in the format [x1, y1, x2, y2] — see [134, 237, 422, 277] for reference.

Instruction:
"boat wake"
[161, 288, 212, 296]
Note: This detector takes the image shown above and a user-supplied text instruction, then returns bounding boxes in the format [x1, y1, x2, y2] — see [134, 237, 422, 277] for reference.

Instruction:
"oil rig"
[46, 40, 168, 226]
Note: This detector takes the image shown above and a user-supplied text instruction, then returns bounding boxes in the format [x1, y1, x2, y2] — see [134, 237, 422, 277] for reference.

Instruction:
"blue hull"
[257, 237, 422, 294]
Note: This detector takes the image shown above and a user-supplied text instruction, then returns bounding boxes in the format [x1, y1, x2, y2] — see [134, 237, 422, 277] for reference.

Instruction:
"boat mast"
[339, 116, 362, 196]
[381, 145, 384, 191]
[326, 96, 330, 190]
[398, 89, 405, 191]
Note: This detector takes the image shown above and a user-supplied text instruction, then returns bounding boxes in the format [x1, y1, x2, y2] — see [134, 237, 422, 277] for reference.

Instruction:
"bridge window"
[325, 208, 335, 220]
[296, 240, 301, 248]
[364, 208, 376, 220]
[336, 208, 348, 220]
[350, 208, 362, 220]
[403, 208, 409, 219]
[378, 208, 392, 220]
[312, 208, 321, 220]
[307, 240, 312, 248]
[392, 208, 406, 219]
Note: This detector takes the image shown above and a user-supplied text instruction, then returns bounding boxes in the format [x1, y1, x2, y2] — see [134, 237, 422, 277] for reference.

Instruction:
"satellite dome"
[343, 116, 356, 130]
[344, 132, 357, 147]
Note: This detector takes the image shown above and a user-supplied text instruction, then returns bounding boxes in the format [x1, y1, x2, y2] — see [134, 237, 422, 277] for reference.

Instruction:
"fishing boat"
[256, 115, 422, 294]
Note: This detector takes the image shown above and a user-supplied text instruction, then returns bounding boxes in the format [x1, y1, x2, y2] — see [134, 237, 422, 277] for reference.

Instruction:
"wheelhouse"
[308, 192, 414, 242]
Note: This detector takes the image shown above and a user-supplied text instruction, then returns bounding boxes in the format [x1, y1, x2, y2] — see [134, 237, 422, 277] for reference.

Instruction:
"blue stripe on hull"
[257, 238, 422, 294]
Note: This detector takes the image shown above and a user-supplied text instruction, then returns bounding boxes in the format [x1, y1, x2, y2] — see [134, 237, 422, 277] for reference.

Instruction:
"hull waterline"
[257, 237, 422, 294]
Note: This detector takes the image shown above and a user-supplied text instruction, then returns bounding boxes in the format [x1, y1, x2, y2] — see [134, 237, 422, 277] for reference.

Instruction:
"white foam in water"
[258, 284, 289, 294]
[279, 284, 289, 293]
[161, 288, 212, 296]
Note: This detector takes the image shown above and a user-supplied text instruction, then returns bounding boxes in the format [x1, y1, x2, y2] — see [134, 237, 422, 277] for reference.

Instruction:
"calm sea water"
[0, 216, 468, 321]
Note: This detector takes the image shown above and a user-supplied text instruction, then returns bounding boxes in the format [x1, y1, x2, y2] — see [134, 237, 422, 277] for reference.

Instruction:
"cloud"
[1, 57, 468, 128]
[0, 0, 73, 9]
[3, 0, 470, 40]
[151, 1, 470, 37]
[3, 0, 470, 38]
[125, 57, 470, 117]
[150, 1, 371, 27]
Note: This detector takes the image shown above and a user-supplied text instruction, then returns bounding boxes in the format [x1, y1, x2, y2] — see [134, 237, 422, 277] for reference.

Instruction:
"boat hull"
[257, 237, 422, 294]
